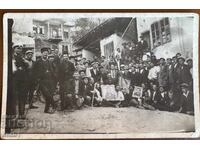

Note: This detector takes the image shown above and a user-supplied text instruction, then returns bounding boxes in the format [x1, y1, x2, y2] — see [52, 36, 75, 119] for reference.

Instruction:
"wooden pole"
[121, 18, 134, 39]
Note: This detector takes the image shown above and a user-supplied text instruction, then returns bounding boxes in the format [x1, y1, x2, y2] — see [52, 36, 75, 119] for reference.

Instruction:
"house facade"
[73, 17, 193, 60]
[136, 17, 193, 59]
[33, 18, 73, 56]
[73, 18, 137, 60]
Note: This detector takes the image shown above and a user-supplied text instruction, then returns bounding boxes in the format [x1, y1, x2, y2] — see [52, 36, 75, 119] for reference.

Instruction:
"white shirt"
[152, 91, 156, 101]
[85, 67, 92, 77]
[115, 91, 124, 101]
[183, 91, 189, 98]
[115, 51, 121, 59]
[148, 66, 160, 80]
[12, 59, 17, 73]
[190, 68, 193, 78]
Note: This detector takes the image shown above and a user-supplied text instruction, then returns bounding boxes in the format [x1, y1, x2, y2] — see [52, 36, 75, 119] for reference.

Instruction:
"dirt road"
[13, 102, 195, 134]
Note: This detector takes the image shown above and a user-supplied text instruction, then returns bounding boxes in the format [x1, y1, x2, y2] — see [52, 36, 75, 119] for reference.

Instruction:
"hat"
[91, 61, 99, 66]
[41, 47, 49, 53]
[25, 50, 33, 55]
[83, 60, 89, 65]
[69, 55, 74, 59]
[99, 65, 104, 69]
[13, 45, 22, 49]
[82, 75, 89, 80]
[160, 58, 165, 61]
[172, 56, 177, 59]
[79, 70, 86, 73]
[186, 58, 192, 62]
[73, 72, 80, 77]
[167, 58, 172, 60]
[48, 54, 54, 58]
[180, 83, 189, 89]
[178, 57, 185, 61]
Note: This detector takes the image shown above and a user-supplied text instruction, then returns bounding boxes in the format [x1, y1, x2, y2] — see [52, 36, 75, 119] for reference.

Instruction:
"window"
[52, 29, 58, 37]
[141, 30, 151, 51]
[64, 31, 69, 39]
[160, 18, 171, 44]
[39, 26, 44, 34]
[151, 17, 171, 48]
[33, 26, 38, 34]
[104, 41, 114, 59]
[58, 28, 62, 37]
[62, 45, 69, 54]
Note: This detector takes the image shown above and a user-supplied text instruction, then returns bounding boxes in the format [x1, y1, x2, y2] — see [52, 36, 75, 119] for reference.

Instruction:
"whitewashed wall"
[100, 33, 127, 56]
[136, 17, 193, 59]
[82, 49, 95, 60]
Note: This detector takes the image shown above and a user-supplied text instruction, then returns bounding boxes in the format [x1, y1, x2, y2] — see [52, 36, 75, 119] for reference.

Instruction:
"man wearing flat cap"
[137, 35, 148, 58]
[33, 47, 55, 114]
[176, 57, 192, 86]
[79, 75, 93, 106]
[158, 58, 168, 89]
[58, 53, 75, 110]
[65, 72, 84, 109]
[179, 83, 194, 115]
[90, 61, 100, 82]
[12, 45, 29, 119]
[24, 49, 38, 109]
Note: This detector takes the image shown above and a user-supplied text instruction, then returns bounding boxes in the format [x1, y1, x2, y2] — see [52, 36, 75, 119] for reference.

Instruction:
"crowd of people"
[10, 38, 194, 130]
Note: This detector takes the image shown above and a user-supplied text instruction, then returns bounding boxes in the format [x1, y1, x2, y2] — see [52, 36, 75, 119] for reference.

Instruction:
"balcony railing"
[50, 35, 62, 39]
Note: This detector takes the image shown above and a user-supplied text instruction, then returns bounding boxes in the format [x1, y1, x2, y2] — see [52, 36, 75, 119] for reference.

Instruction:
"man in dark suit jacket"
[129, 66, 141, 86]
[136, 36, 148, 58]
[79, 76, 93, 106]
[166, 58, 176, 90]
[99, 66, 108, 84]
[139, 64, 148, 85]
[24, 49, 38, 109]
[90, 61, 100, 82]
[13, 45, 29, 119]
[33, 48, 56, 114]
[58, 53, 75, 110]
[66, 72, 83, 108]
[180, 83, 194, 115]
[164, 89, 181, 112]
[66, 74, 93, 108]
[172, 56, 179, 86]
[109, 63, 119, 85]
[177, 57, 192, 85]
[158, 58, 168, 88]
[150, 84, 162, 108]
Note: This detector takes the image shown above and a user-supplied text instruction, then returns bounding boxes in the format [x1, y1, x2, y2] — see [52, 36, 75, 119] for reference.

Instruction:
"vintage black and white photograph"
[1, 13, 200, 139]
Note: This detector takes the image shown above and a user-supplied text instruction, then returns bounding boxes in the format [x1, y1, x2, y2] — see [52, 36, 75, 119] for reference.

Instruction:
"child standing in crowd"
[92, 82, 103, 106]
